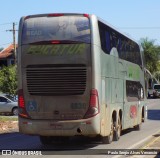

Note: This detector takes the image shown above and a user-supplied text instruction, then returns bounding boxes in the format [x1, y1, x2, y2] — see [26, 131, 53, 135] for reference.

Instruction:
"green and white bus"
[18, 13, 146, 144]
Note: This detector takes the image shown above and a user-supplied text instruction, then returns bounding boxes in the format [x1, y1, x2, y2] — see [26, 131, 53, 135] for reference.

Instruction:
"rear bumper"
[18, 114, 100, 137]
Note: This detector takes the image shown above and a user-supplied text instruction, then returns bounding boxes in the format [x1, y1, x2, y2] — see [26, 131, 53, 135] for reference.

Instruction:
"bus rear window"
[22, 15, 91, 44]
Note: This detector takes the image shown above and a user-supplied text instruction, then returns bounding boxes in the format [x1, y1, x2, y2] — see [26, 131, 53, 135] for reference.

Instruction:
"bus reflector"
[83, 14, 89, 18]
[84, 89, 99, 119]
[18, 89, 29, 118]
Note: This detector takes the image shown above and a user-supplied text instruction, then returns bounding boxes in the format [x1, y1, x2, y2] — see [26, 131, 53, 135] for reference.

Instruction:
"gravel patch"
[0, 121, 18, 133]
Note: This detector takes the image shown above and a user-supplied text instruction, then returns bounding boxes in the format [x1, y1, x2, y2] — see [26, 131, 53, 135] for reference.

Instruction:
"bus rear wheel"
[113, 116, 121, 141]
[134, 114, 142, 131]
[134, 123, 142, 131]
[102, 118, 114, 144]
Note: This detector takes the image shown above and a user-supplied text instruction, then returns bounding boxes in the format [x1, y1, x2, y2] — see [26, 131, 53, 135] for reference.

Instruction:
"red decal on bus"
[130, 105, 137, 118]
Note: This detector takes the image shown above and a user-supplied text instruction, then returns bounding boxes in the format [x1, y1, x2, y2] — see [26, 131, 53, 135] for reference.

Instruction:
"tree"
[154, 71, 160, 82]
[0, 65, 17, 96]
[0, 48, 3, 52]
[140, 38, 160, 74]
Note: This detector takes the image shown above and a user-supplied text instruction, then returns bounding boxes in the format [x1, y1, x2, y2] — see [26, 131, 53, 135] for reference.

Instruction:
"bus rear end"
[18, 14, 100, 142]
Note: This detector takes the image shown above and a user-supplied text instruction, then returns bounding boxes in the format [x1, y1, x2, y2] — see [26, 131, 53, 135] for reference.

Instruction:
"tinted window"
[126, 81, 144, 102]
[22, 16, 91, 44]
[98, 21, 142, 66]
[154, 85, 160, 89]
[5, 95, 15, 102]
[0, 97, 8, 102]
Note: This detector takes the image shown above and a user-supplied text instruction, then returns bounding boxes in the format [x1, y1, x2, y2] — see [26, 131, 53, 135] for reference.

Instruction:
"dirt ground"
[0, 121, 18, 133]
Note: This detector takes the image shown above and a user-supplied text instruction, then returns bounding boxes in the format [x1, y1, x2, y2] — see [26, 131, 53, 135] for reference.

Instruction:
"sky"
[1, 0, 160, 48]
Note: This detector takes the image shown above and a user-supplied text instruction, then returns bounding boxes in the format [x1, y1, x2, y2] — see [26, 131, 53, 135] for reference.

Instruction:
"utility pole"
[6, 22, 18, 63]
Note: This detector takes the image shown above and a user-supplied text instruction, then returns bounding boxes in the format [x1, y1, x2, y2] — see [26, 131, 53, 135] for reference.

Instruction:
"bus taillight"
[18, 89, 29, 118]
[83, 14, 89, 18]
[84, 89, 100, 119]
[48, 13, 64, 17]
[51, 40, 60, 44]
[18, 89, 24, 108]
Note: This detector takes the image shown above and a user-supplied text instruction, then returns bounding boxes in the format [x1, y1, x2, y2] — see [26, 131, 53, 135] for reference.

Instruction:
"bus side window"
[117, 38, 122, 58]
[105, 31, 111, 53]
[126, 81, 144, 102]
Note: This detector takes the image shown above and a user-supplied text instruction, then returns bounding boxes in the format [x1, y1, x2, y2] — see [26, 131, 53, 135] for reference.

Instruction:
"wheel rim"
[13, 108, 18, 115]
[117, 117, 121, 138]
[110, 119, 114, 141]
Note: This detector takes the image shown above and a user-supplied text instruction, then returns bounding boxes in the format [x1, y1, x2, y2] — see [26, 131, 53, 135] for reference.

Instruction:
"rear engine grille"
[26, 65, 87, 96]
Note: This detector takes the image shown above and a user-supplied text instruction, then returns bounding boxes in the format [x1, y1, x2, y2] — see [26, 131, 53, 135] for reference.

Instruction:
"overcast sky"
[1, 0, 160, 47]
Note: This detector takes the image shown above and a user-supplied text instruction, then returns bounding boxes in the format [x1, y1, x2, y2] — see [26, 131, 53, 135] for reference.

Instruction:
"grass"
[0, 116, 18, 121]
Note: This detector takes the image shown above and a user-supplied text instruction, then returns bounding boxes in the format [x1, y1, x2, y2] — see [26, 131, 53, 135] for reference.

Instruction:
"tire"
[39, 136, 52, 145]
[134, 123, 141, 131]
[113, 116, 121, 141]
[134, 113, 142, 130]
[102, 118, 114, 144]
[12, 107, 18, 116]
[102, 136, 112, 144]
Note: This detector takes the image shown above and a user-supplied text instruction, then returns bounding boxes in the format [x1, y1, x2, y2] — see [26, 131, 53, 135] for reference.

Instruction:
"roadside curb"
[128, 132, 160, 158]
[141, 134, 160, 149]
[113, 130, 160, 158]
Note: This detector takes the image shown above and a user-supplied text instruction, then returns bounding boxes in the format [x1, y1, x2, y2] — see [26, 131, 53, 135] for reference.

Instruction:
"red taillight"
[18, 90, 25, 108]
[84, 89, 99, 119]
[51, 40, 60, 44]
[24, 16, 31, 20]
[18, 89, 29, 118]
[89, 89, 99, 107]
[48, 13, 64, 17]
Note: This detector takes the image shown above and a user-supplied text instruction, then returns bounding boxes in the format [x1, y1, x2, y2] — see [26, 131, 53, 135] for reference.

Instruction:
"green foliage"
[154, 71, 160, 82]
[0, 116, 18, 121]
[0, 65, 17, 96]
[0, 48, 3, 52]
[140, 38, 160, 74]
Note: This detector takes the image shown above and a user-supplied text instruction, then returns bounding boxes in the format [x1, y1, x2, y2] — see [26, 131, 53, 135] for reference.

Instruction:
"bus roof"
[23, 13, 90, 20]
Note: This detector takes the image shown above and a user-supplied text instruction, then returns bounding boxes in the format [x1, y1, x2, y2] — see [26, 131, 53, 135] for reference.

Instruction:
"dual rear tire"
[102, 116, 121, 144]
